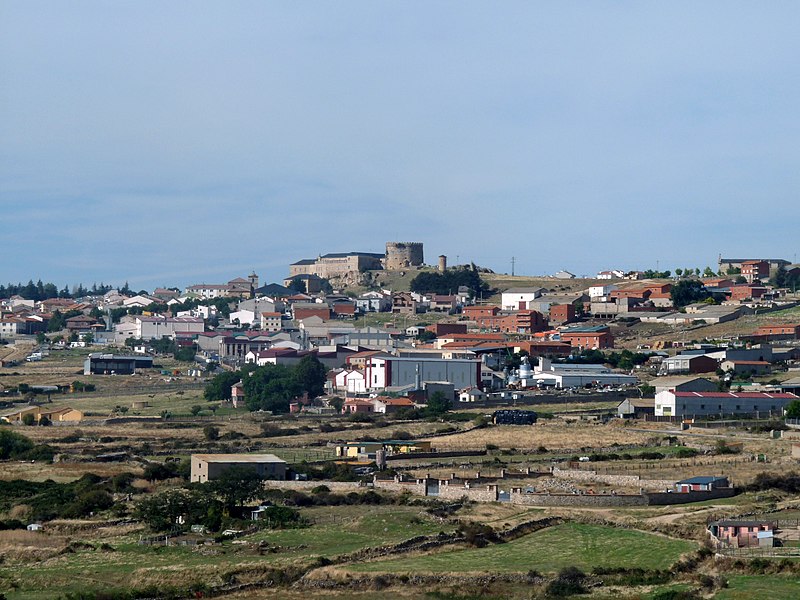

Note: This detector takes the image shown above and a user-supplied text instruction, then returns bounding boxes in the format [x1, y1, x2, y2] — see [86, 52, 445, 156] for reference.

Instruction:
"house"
[659, 354, 718, 375]
[190, 454, 287, 483]
[720, 360, 771, 376]
[355, 291, 392, 313]
[65, 315, 101, 334]
[501, 287, 544, 311]
[392, 292, 418, 315]
[616, 398, 655, 419]
[459, 387, 487, 402]
[429, 295, 457, 312]
[333, 369, 367, 394]
[554, 270, 575, 279]
[588, 284, 618, 299]
[293, 303, 331, 322]
[559, 325, 614, 350]
[675, 476, 729, 492]
[650, 376, 717, 395]
[122, 294, 157, 308]
[341, 398, 375, 414]
[548, 304, 576, 324]
[260, 312, 282, 332]
[283, 274, 324, 294]
[231, 381, 245, 408]
[372, 396, 416, 414]
[331, 301, 357, 318]
[740, 260, 770, 283]
[655, 390, 797, 417]
[708, 520, 775, 548]
[0, 406, 83, 424]
[473, 309, 548, 334]
[596, 270, 624, 280]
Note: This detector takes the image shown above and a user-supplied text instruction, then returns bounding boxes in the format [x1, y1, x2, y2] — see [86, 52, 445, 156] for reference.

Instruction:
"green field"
[347, 522, 697, 574]
[0, 505, 450, 600]
[714, 575, 800, 599]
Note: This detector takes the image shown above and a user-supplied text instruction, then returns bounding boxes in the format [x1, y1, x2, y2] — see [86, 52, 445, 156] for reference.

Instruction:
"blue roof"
[677, 476, 727, 484]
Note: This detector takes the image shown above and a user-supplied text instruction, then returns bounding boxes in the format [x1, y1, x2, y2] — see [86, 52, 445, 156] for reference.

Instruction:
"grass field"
[347, 522, 696, 574]
[715, 575, 800, 599]
[0, 505, 451, 600]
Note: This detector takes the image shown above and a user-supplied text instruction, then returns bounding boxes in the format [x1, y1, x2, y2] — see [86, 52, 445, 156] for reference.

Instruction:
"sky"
[2, 2, 799, 290]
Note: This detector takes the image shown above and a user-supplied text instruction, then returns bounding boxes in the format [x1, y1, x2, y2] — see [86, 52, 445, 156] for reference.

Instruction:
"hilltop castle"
[289, 242, 424, 279]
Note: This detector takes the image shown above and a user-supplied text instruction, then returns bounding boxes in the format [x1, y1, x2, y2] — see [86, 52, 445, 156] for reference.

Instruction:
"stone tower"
[385, 242, 424, 270]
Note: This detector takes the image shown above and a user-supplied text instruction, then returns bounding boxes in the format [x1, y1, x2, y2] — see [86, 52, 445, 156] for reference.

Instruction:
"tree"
[203, 425, 220, 441]
[47, 310, 65, 332]
[670, 279, 709, 309]
[703, 266, 715, 278]
[35, 332, 47, 345]
[426, 391, 452, 416]
[785, 400, 800, 419]
[771, 265, 788, 288]
[0, 430, 34, 459]
[135, 488, 222, 533]
[209, 466, 266, 511]
[204, 371, 241, 401]
[22, 413, 36, 426]
[293, 354, 327, 398]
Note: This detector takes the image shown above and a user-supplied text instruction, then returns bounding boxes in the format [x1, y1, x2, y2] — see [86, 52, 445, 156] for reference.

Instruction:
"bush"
[203, 425, 220, 441]
[545, 566, 587, 597]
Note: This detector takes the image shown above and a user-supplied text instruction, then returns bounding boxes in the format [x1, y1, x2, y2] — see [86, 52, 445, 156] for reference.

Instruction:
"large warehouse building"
[655, 390, 798, 418]
[364, 356, 481, 391]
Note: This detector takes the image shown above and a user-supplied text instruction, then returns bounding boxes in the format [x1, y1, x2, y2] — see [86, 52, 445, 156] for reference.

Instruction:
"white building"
[116, 315, 204, 341]
[655, 390, 797, 418]
[519, 357, 638, 389]
[334, 369, 367, 394]
[588, 284, 618, 299]
[501, 287, 544, 311]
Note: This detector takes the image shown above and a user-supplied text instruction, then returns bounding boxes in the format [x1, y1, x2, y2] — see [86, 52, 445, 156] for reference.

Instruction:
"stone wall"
[509, 491, 648, 507]
[551, 467, 675, 491]
[266, 480, 362, 492]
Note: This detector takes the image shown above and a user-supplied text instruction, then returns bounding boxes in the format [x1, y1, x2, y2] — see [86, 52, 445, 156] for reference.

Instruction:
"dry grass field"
[430, 421, 661, 451]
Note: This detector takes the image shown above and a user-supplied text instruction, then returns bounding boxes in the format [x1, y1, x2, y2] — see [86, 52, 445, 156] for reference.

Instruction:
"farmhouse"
[190, 454, 287, 483]
[708, 520, 775, 548]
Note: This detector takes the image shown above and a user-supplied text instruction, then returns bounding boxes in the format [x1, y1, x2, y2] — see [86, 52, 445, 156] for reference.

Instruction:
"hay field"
[430, 421, 659, 451]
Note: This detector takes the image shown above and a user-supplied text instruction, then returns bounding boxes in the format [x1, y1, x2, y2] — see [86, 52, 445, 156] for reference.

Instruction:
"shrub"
[203, 425, 220, 441]
[546, 566, 587, 597]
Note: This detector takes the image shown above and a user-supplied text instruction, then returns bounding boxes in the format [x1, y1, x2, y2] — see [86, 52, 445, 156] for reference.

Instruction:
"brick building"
[559, 325, 614, 349]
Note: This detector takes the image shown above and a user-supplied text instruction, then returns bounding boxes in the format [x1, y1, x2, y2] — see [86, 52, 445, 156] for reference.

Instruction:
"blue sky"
[2, 2, 799, 290]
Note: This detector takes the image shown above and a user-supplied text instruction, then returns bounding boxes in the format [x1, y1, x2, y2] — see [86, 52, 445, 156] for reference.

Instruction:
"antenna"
[511, 256, 516, 277]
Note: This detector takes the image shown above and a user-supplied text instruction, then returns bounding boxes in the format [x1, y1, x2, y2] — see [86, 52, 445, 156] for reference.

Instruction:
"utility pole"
[511, 257, 516, 277]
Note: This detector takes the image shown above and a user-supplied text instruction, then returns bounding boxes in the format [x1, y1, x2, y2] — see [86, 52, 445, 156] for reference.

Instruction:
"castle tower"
[438, 255, 447, 272]
[385, 242, 424, 270]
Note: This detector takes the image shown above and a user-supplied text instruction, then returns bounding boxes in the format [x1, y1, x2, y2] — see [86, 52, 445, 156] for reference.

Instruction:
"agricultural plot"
[714, 575, 800, 600]
[347, 522, 696, 574]
[0, 505, 451, 600]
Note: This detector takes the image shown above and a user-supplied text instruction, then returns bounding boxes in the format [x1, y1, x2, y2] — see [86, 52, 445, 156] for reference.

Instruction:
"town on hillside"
[3, 245, 800, 599]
